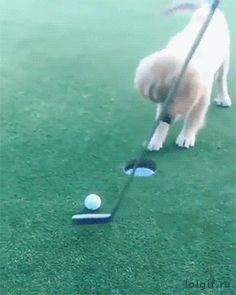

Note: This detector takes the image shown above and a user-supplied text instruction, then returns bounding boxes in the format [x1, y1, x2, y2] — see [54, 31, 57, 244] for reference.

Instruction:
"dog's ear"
[148, 84, 158, 102]
[178, 70, 201, 99]
[149, 84, 170, 103]
[169, 69, 202, 117]
[147, 56, 179, 103]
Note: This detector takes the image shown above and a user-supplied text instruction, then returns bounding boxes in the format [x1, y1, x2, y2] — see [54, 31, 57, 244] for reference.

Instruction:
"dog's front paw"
[146, 121, 170, 151]
[147, 135, 164, 151]
[215, 95, 232, 108]
[176, 132, 195, 149]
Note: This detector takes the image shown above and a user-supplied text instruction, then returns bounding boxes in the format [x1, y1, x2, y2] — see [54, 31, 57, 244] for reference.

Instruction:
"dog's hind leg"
[176, 90, 211, 148]
[215, 52, 232, 107]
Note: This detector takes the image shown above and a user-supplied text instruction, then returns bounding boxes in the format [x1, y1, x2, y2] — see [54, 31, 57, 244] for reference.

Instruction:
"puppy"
[134, 1, 231, 151]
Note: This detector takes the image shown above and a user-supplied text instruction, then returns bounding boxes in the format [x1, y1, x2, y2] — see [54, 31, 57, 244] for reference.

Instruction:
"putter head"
[72, 213, 112, 225]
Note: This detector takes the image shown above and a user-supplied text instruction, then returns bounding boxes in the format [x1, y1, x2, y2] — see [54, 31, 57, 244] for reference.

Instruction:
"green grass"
[1, 0, 236, 294]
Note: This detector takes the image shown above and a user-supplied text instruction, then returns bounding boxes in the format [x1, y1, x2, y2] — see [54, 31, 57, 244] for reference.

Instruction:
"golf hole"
[124, 159, 157, 177]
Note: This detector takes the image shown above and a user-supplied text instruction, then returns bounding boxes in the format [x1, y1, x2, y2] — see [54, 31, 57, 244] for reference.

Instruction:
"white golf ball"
[84, 194, 101, 210]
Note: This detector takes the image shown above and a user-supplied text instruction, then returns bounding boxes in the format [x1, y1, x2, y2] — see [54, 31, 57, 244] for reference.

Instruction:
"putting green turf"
[1, 0, 236, 294]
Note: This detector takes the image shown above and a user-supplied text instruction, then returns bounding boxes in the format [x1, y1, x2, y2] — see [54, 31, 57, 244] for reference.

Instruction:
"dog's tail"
[162, 0, 209, 15]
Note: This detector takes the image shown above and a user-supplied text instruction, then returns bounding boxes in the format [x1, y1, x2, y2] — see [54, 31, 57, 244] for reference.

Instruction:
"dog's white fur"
[134, 1, 231, 151]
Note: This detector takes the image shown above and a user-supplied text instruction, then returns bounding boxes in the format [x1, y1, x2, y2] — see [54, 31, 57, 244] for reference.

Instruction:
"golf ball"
[84, 194, 101, 210]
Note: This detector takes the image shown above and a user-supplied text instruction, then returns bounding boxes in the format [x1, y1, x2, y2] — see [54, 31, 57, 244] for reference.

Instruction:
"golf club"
[72, 213, 112, 225]
[73, 0, 220, 225]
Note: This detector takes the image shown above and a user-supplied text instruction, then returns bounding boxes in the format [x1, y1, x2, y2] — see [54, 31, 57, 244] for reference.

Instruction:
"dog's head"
[134, 51, 201, 106]
[134, 51, 181, 102]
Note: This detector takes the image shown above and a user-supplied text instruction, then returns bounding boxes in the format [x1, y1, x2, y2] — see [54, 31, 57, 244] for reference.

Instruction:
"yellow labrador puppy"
[134, 1, 231, 151]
